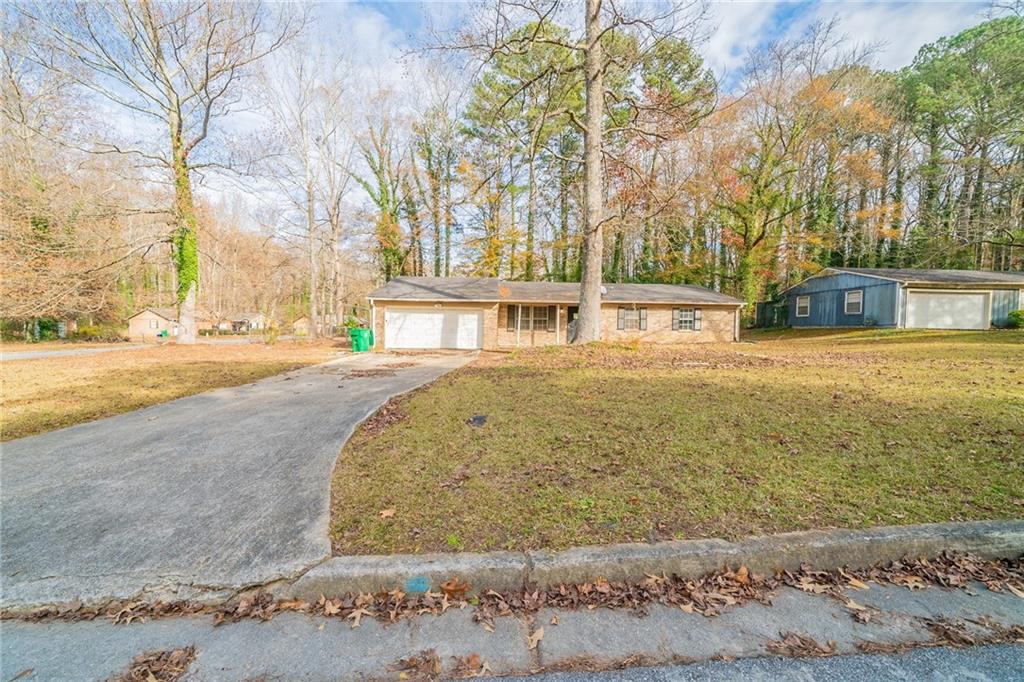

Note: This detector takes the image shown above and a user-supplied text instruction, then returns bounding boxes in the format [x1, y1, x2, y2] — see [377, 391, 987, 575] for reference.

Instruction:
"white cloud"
[701, 0, 988, 90]
[702, 1, 786, 79]
[807, 1, 988, 70]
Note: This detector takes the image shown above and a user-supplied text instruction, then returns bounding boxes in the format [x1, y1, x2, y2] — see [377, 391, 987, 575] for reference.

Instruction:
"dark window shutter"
[672, 308, 680, 331]
[617, 307, 625, 330]
[547, 305, 556, 332]
[639, 308, 647, 331]
[507, 305, 517, 332]
[694, 308, 702, 331]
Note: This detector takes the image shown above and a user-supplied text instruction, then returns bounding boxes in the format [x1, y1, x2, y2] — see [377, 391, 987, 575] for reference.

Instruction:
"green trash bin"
[350, 328, 372, 353]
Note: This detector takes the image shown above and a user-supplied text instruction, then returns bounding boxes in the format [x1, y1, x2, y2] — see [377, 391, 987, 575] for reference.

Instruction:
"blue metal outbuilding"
[776, 268, 1024, 330]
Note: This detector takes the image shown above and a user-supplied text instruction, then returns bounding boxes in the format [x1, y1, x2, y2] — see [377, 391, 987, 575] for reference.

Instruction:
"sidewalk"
[3, 577, 1022, 680]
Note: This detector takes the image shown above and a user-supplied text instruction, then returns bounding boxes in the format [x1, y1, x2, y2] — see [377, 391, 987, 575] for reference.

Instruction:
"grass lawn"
[330, 329, 1023, 555]
[1, 341, 341, 441]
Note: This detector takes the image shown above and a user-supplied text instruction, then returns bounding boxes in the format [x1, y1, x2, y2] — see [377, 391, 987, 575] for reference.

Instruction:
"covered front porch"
[498, 302, 578, 348]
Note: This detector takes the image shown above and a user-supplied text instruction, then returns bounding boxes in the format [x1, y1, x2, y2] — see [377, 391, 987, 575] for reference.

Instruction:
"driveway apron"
[0, 352, 473, 608]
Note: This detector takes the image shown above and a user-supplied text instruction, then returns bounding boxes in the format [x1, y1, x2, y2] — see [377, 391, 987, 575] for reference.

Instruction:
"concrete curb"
[275, 520, 1024, 601]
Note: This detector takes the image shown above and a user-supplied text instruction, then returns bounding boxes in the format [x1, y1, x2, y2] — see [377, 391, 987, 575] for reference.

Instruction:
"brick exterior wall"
[599, 303, 737, 344]
[371, 300, 739, 350]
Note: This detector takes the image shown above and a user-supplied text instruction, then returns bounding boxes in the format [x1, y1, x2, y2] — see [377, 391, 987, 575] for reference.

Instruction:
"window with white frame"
[617, 306, 647, 331]
[149, 319, 158, 329]
[530, 305, 548, 330]
[672, 308, 702, 331]
[506, 305, 556, 332]
[844, 289, 863, 315]
[795, 295, 811, 317]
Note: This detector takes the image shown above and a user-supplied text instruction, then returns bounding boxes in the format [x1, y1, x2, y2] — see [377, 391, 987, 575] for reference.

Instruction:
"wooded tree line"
[1, 1, 372, 339]
[374, 11, 1023, 312]
[3, 1, 1021, 341]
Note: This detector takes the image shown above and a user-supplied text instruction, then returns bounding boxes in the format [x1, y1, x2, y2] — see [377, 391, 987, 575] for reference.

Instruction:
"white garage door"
[384, 308, 483, 349]
[905, 291, 988, 330]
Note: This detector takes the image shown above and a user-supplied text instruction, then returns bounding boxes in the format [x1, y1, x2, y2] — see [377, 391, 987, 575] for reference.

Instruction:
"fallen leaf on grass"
[527, 627, 544, 649]
[379, 508, 396, 519]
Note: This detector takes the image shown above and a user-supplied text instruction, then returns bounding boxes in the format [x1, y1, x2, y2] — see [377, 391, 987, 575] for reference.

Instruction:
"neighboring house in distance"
[367, 277, 743, 351]
[127, 307, 178, 342]
[293, 315, 343, 337]
[778, 268, 1024, 330]
[220, 312, 270, 333]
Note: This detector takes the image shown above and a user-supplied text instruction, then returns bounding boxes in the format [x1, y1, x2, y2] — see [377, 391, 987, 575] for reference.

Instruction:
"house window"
[795, 296, 811, 317]
[506, 305, 556, 332]
[530, 305, 548, 331]
[672, 308, 702, 331]
[149, 319, 158, 329]
[844, 290, 863, 315]
[617, 306, 647, 331]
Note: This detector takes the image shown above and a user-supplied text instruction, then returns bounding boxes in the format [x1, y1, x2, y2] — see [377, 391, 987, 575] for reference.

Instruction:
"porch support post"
[516, 304, 521, 347]
[555, 304, 561, 343]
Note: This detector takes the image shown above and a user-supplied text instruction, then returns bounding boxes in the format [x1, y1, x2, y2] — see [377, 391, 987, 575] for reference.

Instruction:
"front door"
[566, 306, 579, 342]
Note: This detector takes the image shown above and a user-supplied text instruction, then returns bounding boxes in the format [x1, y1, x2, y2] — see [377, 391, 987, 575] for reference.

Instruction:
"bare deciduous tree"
[19, 0, 302, 342]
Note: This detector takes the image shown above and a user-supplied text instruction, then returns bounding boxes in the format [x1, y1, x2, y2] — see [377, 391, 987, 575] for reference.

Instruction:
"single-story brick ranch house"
[366, 277, 743, 350]
[126, 307, 179, 342]
[775, 267, 1024, 330]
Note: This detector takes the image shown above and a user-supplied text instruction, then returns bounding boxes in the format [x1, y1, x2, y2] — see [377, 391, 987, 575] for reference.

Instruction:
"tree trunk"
[526, 153, 537, 280]
[306, 178, 320, 339]
[431, 165, 442, 276]
[171, 146, 198, 345]
[573, 0, 604, 344]
[444, 158, 453, 277]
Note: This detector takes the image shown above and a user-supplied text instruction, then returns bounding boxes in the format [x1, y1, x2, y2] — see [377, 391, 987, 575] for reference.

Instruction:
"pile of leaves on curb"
[5, 552, 1021, 629]
[109, 647, 195, 682]
[783, 550, 1024, 597]
[474, 566, 774, 630]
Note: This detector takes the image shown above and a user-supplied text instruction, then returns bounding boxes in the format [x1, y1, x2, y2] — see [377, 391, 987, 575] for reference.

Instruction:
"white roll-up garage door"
[905, 291, 988, 330]
[384, 308, 483, 349]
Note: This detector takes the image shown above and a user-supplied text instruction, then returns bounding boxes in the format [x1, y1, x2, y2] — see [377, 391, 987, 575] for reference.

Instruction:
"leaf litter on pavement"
[7, 552, 1022, 637]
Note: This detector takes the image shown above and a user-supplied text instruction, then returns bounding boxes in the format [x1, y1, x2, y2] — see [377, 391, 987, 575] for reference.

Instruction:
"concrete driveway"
[0, 352, 474, 609]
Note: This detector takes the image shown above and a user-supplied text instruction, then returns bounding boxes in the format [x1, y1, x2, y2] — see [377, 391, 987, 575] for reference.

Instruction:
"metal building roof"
[828, 267, 1024, 285]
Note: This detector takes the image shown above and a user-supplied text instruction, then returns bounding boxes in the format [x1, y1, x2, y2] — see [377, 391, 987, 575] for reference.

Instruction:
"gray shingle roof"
[127, 307, 177, 322]
[368, 277, 742, 305]
[829, 267, 1024, 285]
